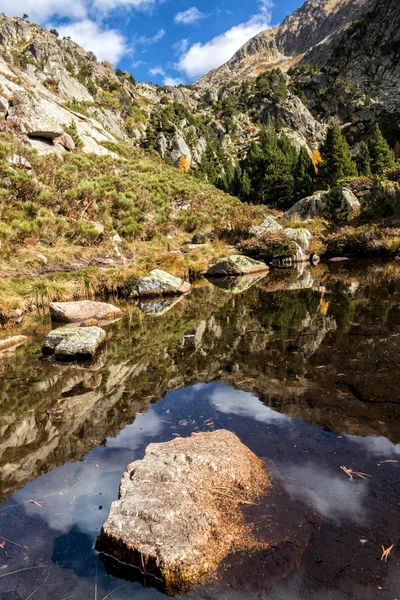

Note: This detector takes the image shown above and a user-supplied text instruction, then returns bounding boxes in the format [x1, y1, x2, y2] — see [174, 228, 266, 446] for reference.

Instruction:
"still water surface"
[0, 262, 399, 599]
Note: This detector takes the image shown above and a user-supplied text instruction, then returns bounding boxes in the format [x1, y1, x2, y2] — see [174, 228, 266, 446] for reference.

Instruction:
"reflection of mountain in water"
[1, 263, 400, 502]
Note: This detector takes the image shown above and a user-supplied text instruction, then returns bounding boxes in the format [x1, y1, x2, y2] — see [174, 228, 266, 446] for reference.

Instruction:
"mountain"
[198, 0, 371, 88]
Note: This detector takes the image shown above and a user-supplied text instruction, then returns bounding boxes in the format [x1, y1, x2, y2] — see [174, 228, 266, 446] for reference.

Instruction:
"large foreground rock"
[96, 430, 269, 595]
[206, 255, 269, 277]
[42, 326, 106, 360]
[125, 269, 191, 298]
[282, 188, 360, 220]
[50, 300, 122, 323]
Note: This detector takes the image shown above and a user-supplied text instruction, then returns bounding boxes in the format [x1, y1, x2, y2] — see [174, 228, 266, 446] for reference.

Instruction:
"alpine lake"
[0, 260, 399, 600]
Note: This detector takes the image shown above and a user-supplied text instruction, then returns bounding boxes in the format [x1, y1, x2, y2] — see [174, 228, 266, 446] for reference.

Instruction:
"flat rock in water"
[128, 269, 191, 297]
[43, 326, 106, 360]
[49, 300, 122, 323]
[206, 255, 269, 277]
[96, 430, 269, 595]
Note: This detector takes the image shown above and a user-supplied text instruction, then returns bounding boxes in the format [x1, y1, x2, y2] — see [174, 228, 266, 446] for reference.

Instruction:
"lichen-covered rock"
[206, 255, 269, 277]
[42, 326, 106, 360]
[126, 269, 191, 298]
[283, 228, 312, 252]
[50, 300, 122, 323]
[96, 430, 269, 595]
[249, 216, 283, 237]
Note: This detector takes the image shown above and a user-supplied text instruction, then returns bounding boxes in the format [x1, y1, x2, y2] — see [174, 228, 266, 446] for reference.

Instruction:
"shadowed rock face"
[1, 263, 400, 504]
[96, 430, 270, 595]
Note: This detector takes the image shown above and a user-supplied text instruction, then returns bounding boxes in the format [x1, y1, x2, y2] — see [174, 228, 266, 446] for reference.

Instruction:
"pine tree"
[294, 146, 315, 200]
[368, 124, 395, 175]
[356, 141, 371, 176]
[318, 123, 358, 186]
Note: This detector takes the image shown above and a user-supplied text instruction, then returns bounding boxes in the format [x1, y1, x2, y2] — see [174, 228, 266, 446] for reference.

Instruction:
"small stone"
[80, 319, 99, 327]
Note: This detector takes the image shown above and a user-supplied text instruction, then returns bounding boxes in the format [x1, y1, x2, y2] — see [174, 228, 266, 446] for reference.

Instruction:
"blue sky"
[1, 0, 304, 85]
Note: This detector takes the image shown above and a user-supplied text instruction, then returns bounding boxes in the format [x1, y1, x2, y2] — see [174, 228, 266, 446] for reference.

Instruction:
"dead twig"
[340, 466, 371, 480]
[0, 566, 46, 579]
[381, 544, 394, 562]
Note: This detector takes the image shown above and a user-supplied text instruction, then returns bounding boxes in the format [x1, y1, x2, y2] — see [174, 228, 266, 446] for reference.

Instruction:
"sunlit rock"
[96, 430, 269, 595]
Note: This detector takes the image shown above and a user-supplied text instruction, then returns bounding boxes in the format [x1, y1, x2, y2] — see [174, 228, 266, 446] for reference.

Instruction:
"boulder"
[96, 430, 269, 595]
[156, 132, 167, 159]
[283, 228, 312, 253]
[53, 133, 75, 151]
[170, 133, 192, 165]
[126, 269, 191, 298]
[0, 335, 28, 352]
[42, 326, 106, 360]
[249, 216, 283, 237]
[191, 232, 207, 244]
[282, 188, 360, 220]
[7, 154, 32, 169]
[8, 91, 65, 139]
[49, 300, 122, 323]
[206, 255, 269, 277]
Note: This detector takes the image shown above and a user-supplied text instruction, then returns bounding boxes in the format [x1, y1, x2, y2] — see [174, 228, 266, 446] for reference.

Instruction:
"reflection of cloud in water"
[345, 434, 400, 457]
[19, 408, 163, 534]
[281, 461, 368, 524]
[209, 386, 290, 423]
[107, 408, 163, 450]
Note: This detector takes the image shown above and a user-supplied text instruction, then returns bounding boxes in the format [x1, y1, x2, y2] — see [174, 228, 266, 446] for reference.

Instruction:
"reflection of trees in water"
[1, 266, 400, 501]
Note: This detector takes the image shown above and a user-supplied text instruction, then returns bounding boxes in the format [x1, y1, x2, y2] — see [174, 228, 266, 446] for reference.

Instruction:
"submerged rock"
[49, 300, 122, 323]
[43, 326, 106, 360]
[206, 255, 269, 277]
[126, 269, 191, 298]
[96, 430, 269, 595]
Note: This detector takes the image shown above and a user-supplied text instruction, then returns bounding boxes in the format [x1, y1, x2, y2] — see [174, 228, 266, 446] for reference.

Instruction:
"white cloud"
[92, 0, 155, 10]
[210, 387, 290, 423]
[174, 6, 204, 25]
[173, 38, 189, 55]
[136, 28, 165, 45]
[149, 65, 165, 76]
[177, 0, 273, 79]
[57, 19, 127, 64]
[0, 0, 87, 22]
[163, 76, 183, 87]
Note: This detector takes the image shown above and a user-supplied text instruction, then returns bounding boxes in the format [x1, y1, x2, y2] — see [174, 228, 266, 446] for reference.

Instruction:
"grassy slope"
[0, 134, 265, 315]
